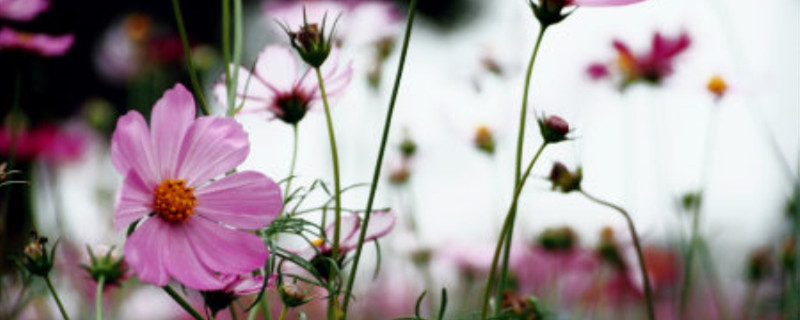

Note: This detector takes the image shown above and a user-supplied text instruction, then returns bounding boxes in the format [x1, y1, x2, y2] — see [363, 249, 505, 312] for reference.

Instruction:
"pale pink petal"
[572, 0, 646, 6]
[114, 170, 154, 230]
[185, 217, 268, 274]
[29, 33, 73, 57]
[214, 66, 276, 115]
[254, 45, 299, 92]
[340, 210, 396, 250]
[301, 48, 352, 100]
[324, 212, 360, 248]
[0, 0, 49, 22]
[194, 171, 282, 229]
[111, 110, 159, 186]
[229, 275, 270, 295]
[125, 218, 170, 286]
[150, 84, 196, 180]
[163, 223, 228, 290]
[175, 116, 249, 186]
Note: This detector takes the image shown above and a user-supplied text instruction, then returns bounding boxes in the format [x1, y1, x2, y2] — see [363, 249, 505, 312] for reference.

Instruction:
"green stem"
[513, 26, 547, 185]
[579, 189, 655, 320]
[44, 275, 70, 320]
[284, 125, 300, 204]
[480, 142, 548, 319]
[278, 306, 288, 320]
[314, 67, 342, 320]
[170, 0, 210, 115]
[741, 282, 758, 320]
[340, 0, 419, 316]
[222, 0, 231, 113]
[229, 304, 239, 320]
[246, 290, 272, 320]
[95, 276, 105, 320]
[163, 286, 205, 320]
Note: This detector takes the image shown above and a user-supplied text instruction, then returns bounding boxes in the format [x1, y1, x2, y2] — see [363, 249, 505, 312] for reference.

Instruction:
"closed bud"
[283, 9, 339, 68]
[279, 283, 311, 308]
[474, 125, 496, 155]
[538, 226, 578, 252]
[81, 245, 128, 287]
[538, 114, 570, 144]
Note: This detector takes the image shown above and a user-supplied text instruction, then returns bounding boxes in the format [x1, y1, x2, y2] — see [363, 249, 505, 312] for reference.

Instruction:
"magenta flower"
[214, 44, 352, 125]
[0, 27, 74, 56]
[588, 31, 691, 88]
[112, 83, 282, 290]
[0, 123, 87, 164]
[0, 0, 49, 22]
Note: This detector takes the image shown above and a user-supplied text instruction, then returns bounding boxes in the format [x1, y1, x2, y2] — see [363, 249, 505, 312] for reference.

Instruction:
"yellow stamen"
[707, 75, 728, 99]
[311, 238, 324, 247]
[153, 179, 197, 223]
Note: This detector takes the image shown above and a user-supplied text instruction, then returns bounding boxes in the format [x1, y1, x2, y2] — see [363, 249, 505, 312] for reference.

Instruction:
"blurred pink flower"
[515, 246, 600, 304]
[0, 27, 73, 56]
[0, 0, 49, 22]
[0, 124, 87, 164]
[112, 83, 282, 290]
[302, 210, 396, 258]
[589, 31, 690, 88]
[214, 44, 352, 124]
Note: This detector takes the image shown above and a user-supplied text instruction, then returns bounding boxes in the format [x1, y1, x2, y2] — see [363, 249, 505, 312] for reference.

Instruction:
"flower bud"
[681, 192, 702, 212]
[707, 75, 727, 101]
[474, 125, 496, 155]
[284, 10, 338, 68]
[17, 231, 56, 277]
[538, 114, 570, 144]
[279, 283, 311, 308]
[538, 226, 578, 252]
[399, 137, 417, 158]
[548, 162, 582, 193]
[389, 166, 411, 185]
[781, 238, 796, 273]
[501, 292, 546, 319]
[81, 245, 128, 286]
[597, 227, 625, 270]
[746, 247, 772, 283]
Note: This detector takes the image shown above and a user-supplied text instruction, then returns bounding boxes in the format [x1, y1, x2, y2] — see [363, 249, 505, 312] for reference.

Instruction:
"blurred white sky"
[43, 0, 799, 294]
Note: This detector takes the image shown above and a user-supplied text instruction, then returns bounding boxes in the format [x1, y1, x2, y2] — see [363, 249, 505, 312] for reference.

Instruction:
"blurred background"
[1, 0, 798, 318]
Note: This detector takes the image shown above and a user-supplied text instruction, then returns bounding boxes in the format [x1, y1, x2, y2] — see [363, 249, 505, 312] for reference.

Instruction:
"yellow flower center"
[153, 179, 197, 223]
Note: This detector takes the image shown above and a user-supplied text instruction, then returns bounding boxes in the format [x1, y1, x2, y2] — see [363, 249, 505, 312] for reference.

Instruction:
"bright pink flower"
[588, 31, 690, 87]
[0, 27, 74, 56]
[0, 124, 87, 164]
[112, 83, 282, 290]
[0, 0, 49, 22]
[214, 44, 352, 124]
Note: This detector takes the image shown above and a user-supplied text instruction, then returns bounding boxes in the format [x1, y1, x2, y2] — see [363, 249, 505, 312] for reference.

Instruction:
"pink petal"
[340, 210, 396, 250]
[194, 171, 282, 229]
[175, 116, 249, 187]
[324, 212, 360, 248]
[150, 84, 196, 180]
[111, 110, 159, 186]
[254, 45, 299, 92]
[0, 0, 49, 22]
[163, 223, 228, 290]
[214, 66, 276, 115]
[185, 217, 268, 274]
[125, 218, 170, 286]
[572, 0, 646, 6]
[29, 33, 73, 57]
[301, 48, 353, 100]
[114, 170, 154, 230]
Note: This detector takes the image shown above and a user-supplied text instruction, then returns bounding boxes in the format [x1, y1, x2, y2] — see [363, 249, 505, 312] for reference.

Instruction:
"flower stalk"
[95, 276, 105, 320]
[163, 286, 205, 320]
[45, 275, 70, 320]
[169, 0, 210, 115]
[579, 189, 655, 320]
[340, 0, 419, 316]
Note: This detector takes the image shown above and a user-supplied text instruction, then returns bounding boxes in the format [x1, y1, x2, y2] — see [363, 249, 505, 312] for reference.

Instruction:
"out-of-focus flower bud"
[501, 292, 546, 319]
[548, 162, 582, 193]
[781, 238, 796, 273]
[746, 248, 773, 283]
[538, 114, 570, 144]
[707, 75, 727, 101]
[81, 245, 128, 287]
[389, 166, 411, 185]
[399, 136, 417, 158]
[681, 192, 702, 212]
[474, 125, 496, 155]
[597, 227, 625, 270]
[279, 283, 312, 308]
[17, 231, 56, 277]
[538, 226, 578, 252]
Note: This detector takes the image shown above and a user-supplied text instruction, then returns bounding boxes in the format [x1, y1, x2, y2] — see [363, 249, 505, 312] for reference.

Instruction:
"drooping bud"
[279, 283, 312, 308]
[538, 114, 570, 144]
[548, 162, 582, 193]
[17, 231, 57, 276]
[707, 75, 728, 101]
[81, 245, 128, 287]
[283, 9, 339, 68]
[538, 226, 578, 252]
[746, 248, 773, 283]
[474, 125, 496, 155]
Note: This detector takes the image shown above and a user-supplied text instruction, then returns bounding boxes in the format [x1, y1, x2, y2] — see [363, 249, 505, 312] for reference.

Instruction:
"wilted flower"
[548, 162, 582, 193]
[538, 114, 570, 144]
[589, 31, 691, 89]
[214, 45, 352, 125]
[0, 0, 49, 22]
[0, 27, 73, 56]
[112, 83, 282, 290]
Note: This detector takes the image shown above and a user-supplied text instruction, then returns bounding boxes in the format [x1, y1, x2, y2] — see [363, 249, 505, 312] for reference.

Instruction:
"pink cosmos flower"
[0, 27, 74, 56]
[588, 31, 691, 88]
[214, 44, 352, 125]
[0, 123, 87, 164]
[112, 83, 283, 290]
[0, 0, 49, 22]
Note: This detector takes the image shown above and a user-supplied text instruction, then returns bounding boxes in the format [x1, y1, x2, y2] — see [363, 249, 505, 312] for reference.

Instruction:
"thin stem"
[170, 0, 210, 115]
[340, 0, 419, 315]
[222, 0, 231, 113]
[246, 292, 272, 320]
[229, 304, 239, 320]
[740, 282, 758, 320]
[44, 275, 70, 320]
[284, 125, 300, 204]
[513, 26, 547, 186]
[314, 67, 342, 320]
[95, 276, 105, 320]
[163, 286, 205, 320]
[579, 189, 655, 320]
[480, 142, 548, 319]
[278, 306, 288, 320]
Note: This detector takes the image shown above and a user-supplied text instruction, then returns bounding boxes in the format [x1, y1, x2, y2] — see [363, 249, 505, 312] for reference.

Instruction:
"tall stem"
[163, 286, 205, 320]
[278, 306, 288, 320]
[229, 305, 239, 320]
[222, 0, 231, 112]
[95, 276, 105, 320]
[340, 0, 419, 316]
[579, 189, 655, 320]
[314, 67, 342, 320]
[513, 26, 547, 185]
[284, 125, 299, 204]
[44, 275, 70, 320]
[170, 0, 210, 115]
[480, 143, 548, 319]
